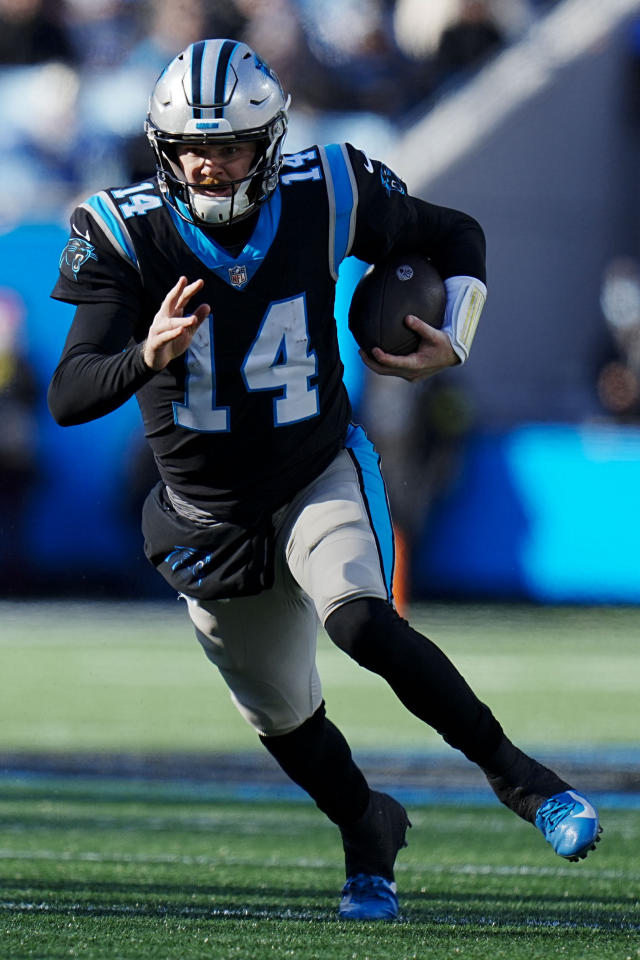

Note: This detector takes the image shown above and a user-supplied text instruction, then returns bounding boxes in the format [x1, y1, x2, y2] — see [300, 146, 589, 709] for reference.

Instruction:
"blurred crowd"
[0, 0, 560, 226]
[595, 255, 640, 422]
[0, 0, 570, 597]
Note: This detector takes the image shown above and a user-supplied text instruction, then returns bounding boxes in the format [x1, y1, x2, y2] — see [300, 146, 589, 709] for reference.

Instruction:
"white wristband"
[442, 275, 487, 363]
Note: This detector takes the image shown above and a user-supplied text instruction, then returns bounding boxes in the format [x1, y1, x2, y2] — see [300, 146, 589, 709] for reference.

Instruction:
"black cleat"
[338, 790, 411, 918]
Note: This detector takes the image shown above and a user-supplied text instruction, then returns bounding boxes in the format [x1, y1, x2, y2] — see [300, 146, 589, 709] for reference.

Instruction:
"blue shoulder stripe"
[82, 193, 139, 269]
[318, 143, 358, 281]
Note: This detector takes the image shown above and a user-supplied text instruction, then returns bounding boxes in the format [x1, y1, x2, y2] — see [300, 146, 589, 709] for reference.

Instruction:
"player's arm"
[406, 195, 486, 284]
[48, 299, 153, 425]
[346, 144, 486, 280]
[364, 195, 487, 372]
[404, 197, 487, 367]
[48, 277, 210, 425]
[362, 198, 488, 379]
[346, 145, 487, 373]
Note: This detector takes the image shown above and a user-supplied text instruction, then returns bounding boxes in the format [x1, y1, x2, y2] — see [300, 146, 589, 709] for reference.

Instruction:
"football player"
[48, 39, 601, 921]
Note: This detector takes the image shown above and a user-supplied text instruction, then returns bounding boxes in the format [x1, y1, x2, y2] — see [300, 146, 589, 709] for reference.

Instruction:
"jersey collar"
[165, 189, 281, 290]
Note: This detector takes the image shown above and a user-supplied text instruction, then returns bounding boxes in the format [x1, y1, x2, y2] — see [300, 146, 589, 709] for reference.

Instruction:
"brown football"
[348, 252, 446, 356]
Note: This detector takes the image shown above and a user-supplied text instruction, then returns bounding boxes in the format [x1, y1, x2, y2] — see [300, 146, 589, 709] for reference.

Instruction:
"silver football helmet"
[146, 39, 290, 226]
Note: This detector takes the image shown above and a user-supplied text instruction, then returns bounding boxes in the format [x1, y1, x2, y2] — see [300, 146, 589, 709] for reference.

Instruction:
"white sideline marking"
[1, 900, 639, 931]
[1, 848, 639, 881]
[0, 848, 334, 869]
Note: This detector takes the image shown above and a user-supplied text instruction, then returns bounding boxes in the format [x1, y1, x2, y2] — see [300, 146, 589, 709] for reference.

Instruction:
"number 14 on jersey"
[173, 294, 319, 432]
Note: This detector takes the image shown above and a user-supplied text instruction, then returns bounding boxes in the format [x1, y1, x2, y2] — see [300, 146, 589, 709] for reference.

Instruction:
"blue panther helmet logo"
[60, 236, 98, 281]
[254, 52, 281, 88]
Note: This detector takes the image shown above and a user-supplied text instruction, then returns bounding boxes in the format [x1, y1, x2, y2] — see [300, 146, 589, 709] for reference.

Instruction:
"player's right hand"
[142, 276, 211, 371]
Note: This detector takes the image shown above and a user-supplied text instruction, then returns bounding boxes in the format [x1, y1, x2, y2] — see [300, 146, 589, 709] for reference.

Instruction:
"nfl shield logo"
[229, 264, 248, 287]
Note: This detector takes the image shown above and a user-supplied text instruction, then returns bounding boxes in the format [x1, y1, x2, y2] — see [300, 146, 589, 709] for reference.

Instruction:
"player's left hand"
[360, 314, 459, 382]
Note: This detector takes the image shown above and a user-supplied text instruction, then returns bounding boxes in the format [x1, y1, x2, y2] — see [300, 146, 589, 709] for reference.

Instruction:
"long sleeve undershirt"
[48, 301, 156, 426]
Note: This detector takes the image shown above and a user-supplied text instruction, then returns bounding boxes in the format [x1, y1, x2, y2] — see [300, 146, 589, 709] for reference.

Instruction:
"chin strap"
[442, 275, 487, 363]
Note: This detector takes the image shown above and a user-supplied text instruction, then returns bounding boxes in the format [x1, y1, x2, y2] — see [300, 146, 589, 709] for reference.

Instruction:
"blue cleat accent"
[535, 790, 601, 861]
[339, 873, 399, 920]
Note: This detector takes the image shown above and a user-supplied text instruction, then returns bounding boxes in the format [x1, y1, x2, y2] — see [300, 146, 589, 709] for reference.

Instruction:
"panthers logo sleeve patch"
[51, 202, 145, 307]
[380, 164, 407, 196]
[59, 236, 98, 281]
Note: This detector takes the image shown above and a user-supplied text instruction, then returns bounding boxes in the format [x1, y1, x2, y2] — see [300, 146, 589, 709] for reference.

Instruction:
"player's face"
[176, 142, 257, 196]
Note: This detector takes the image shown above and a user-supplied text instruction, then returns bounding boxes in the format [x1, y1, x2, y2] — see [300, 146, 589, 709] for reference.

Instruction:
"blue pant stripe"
[345, 423, 395, 602]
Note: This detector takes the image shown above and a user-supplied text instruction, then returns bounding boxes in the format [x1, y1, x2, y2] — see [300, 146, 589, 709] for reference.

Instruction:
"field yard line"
[0, 902, 330, 922]
[1, 848, 639, 881]
[424, 914, 640, 932]
[1, 900, 639, 931]
[0, 849, 334, 869]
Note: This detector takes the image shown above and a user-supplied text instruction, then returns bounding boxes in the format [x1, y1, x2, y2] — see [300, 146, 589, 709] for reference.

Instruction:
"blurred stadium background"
[3, 0, 640, 607]
[2, 9, 640, 952]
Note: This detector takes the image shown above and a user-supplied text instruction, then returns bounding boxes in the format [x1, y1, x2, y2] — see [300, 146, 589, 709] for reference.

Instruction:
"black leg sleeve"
[259, 702, 370, 826]
[325, 597, 504, 765]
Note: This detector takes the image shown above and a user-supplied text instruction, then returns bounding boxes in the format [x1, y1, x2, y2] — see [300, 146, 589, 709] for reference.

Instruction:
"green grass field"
[1, 780, 638, 960]
[1, 601, 639, 958]
[1, 601, 638, 753]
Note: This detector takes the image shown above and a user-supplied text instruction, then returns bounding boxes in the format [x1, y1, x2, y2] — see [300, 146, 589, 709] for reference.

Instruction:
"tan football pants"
[184, 424, 394, 736]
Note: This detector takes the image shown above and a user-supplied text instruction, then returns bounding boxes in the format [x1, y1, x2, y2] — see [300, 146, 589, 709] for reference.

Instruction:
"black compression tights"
[259, 702, 370, 826]
[325, 597, 504, 765]
[260, 598, 506, 830]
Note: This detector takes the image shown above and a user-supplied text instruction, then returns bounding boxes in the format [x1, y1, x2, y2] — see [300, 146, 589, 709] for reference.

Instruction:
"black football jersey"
[50, 142, 485, 519]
